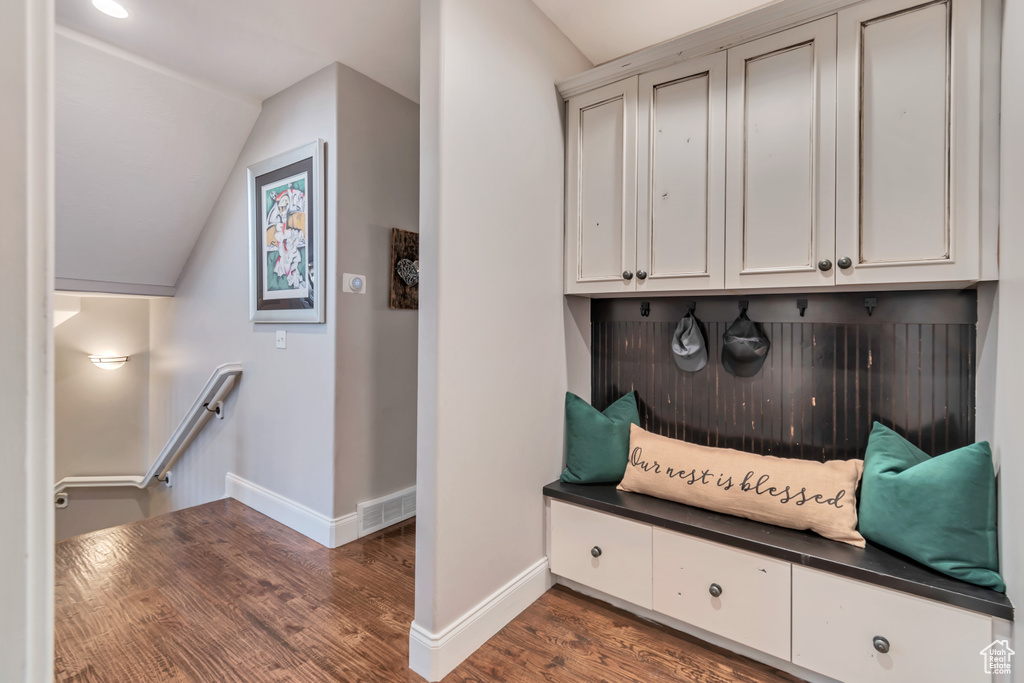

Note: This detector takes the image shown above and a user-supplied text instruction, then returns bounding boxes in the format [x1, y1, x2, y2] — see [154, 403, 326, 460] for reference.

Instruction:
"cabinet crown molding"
[556, 0, 864, 99]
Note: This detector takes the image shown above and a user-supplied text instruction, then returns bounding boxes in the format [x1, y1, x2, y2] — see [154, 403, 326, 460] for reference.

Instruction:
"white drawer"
[792, 566, 993, 683]
[652, 529, 791, 660]
[549, 500, 653, 609]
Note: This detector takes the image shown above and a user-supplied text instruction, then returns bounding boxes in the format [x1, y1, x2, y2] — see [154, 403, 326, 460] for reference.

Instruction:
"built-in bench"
[545, 479, 1013, 682]
[545, 479, 1013, 620]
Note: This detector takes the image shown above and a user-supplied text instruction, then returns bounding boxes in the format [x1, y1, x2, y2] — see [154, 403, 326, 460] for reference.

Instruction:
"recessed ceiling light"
[91, 0, 129, 19]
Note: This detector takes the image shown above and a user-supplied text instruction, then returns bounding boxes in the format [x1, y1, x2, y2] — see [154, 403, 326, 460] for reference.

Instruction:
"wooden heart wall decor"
[396, 258, 419, 287]
[389, 228, 419, 310]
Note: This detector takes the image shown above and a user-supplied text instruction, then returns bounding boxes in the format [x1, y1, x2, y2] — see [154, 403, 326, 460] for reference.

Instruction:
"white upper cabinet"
[565, 52, 726, 295]
[565, 79, 637, 295]
[636, 52, 727, 292]
[725, 17, 837, 289]
[562, 0, 994, 295]
[835, 0, 981, 285]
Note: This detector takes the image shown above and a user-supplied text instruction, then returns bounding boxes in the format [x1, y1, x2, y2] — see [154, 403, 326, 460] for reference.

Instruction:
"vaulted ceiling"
[54, 0, 419, 294]
[56, 0, 421, 103]
[55, 29, 261, 292]
[54, 0, 773, 294]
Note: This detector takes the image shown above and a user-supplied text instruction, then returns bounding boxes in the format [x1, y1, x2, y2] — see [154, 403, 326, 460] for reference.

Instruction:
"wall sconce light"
[89, 354, 130, 370]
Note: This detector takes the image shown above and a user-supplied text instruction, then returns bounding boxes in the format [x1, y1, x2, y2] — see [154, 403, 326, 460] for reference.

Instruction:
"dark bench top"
[544, 480, 1014, 621]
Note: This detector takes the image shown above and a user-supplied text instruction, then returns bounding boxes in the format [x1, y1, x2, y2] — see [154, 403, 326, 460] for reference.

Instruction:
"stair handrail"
[54, 362, 243, 494]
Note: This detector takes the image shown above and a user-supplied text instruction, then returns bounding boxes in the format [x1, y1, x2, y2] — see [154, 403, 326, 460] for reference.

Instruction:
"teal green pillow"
[560, 392, 640, 484]
[859, 422, 1004, 591]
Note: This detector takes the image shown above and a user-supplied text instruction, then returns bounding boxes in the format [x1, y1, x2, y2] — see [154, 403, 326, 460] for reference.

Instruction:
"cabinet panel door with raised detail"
[550, 500, 653, 609]
[835, 0, 981, 285]
[725, 17, 837, 289]
[637, 52, 726, 292]
[566, 78, 638, 294]
[793, 566, 991, 683]
[653, 529, 791, 661]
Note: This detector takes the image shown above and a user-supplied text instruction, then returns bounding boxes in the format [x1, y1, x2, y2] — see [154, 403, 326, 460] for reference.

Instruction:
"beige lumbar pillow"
[618, 425, 865, 547]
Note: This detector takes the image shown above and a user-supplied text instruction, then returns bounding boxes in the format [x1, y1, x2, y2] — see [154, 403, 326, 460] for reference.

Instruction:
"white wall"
[54, 296, 153, 539]
[413, 0, 591, 677]
[996, 0, 1024, 675]
[149, 64, 340, 518]
[55, 297, 150, 480]
[149, 62, 420, 528]
[0, 0, 53, 679]
[332, 64, 419, 517]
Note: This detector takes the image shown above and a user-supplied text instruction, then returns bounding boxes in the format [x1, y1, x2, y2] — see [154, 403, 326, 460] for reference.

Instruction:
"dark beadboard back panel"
[591, 291, 977, 461]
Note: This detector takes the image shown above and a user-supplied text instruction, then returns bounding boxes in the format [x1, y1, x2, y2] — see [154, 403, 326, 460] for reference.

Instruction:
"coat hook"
[686, 301, 696, 316]
[797, 299, 808, 317]
[738, 299, 749, 315]
[640, 301, 651, 318]
[865, 297, 878, 317]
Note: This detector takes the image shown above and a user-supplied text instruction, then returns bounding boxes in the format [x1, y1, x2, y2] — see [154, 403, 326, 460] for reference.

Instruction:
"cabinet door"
[549, 500, 653, 609]
[835, 0, 981, 285]
[636, 52, 726, 292]
[793, 566, 992, 683]
[653, 529, 791, 661]
[725, 17, 837, 289]
[565, 78, 638, 294]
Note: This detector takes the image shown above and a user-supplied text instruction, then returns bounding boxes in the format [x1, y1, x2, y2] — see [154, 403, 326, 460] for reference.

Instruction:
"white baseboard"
[409, 557, 552, 681]
[224, 473, 357, 549]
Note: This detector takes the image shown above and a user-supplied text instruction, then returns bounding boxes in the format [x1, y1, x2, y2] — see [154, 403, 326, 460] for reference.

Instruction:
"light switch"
[275, 330, 286, 349]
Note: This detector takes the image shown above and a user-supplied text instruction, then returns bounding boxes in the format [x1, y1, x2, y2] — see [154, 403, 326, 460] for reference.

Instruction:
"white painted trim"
[556, 0, 866, 99]
[54, 26, 262, 108]
[555, 576, 837, 683]
[979, 0, 1002, 282]
[55, 277, 175, 297]
[409, 558, 553, 681]
[24, 0, 55, 678]
[224, 473, 358, 549]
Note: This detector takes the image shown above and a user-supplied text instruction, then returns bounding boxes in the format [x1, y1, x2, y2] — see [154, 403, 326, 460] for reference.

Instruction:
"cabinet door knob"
[622, 270, 634, 281]
[873, 636, 890, 654]
[817, 259, 833, 272]
[591, 546, 602, 558]
[636, 270, 647, 280]
[709, 583, 722, 598]
[838, 256, 853, 270]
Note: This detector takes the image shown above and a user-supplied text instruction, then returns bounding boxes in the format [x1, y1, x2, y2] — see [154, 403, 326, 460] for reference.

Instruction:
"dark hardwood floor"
[55, 499, 803, 682]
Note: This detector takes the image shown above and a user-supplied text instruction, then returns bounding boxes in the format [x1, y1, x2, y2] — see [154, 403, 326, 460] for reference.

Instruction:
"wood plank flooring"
[55, 499, 804, 682]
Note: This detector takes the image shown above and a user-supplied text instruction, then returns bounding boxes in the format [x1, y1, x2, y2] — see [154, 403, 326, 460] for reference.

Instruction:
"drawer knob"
[873, 636, 890, 654]
[838, 256, 853, 269]
[709, 583, 723, 598]
[817, 259, 833, 272]
[622, 270, 634, 281]
[591, 546, 602, 558]
[636, 270, 647, 280]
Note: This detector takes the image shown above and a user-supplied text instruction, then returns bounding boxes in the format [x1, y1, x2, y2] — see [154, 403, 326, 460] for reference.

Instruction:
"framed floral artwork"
[247, 139, 325, 323]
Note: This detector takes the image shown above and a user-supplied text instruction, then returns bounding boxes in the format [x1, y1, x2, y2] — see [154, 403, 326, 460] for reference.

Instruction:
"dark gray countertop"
[544, 479, 1014, 621]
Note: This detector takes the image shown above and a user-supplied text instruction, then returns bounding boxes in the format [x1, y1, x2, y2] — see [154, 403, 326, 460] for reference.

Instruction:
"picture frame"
[247, 139, 325, 323]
